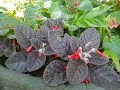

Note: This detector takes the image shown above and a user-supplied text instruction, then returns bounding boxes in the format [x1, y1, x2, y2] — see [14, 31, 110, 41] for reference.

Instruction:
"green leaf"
[0, 29, 9, 36]
[77, 0, 93, 12]
[24, 6, 37, 18]
[49, 2, 73, 20]
[104, 50, 120, 72]
[103, 36, 120, 60]
[7, 34, 16, 39]
[107, 10, 120, 24]
[85, 4, 112, 18]
[1, 17, 20, 29]
[68, 25, 78, 31]
[74, 15, 106, 28]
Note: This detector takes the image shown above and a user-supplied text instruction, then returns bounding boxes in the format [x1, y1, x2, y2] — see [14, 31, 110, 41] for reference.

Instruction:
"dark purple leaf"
[89, 65, 120, 90]
[43, 60, 67, 86]
[36, 25, 49, 43]
[52, 28, 63, 37]
[79, 28, 100, 51]
[43, 44, 55, 55]
[30, 38, 43, 49]
[27, 50, 46, 72]
[48, 31, 72, 60]
[67, 59, 88, 84]
[54, 17, 63, 28]
[14, 25, 36, 49]
[89, 52, 109, 65]
[70, 36, 81, 53]
[4, 46, 16, 57]
[0, 45, 6, 57]
[5, 51, 28, 72]
[44, 19, 53, 29]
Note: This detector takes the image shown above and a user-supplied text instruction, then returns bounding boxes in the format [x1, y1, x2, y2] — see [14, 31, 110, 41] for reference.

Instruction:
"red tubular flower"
[108, 18, 119, 29]
[51, 25, 57, 30]
[96, 50, 104, 58]
[68, 54, 75, 60]
[54, 54, 59, 58]
[113, 18, 119, 28]
[81, 79, 89, 84]
[25, 46, 33, 54]
[68, 49, 81, 60]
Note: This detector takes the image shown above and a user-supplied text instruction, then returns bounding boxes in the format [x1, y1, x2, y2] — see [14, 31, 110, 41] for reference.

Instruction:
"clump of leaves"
[4, 18, 120, 90]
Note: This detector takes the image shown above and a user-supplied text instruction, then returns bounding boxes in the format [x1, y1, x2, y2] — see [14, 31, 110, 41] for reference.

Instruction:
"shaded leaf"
[0, 45, 6, 57]
[67, 59, 88, 84]
[52, 28, 64, 37]
[36, 25, 49, 43]
[14, 25, 36, 49]
[89, 52, 109, 65]
[27, 50, 46, 72]
[79, 28, 100, 51]
[43, 44, 55, 55]
[70, 36, 80, 53]
[54, 17, 63, 28]
[48, 31, 72, 60]
[30, 38, 42, 49]
[4, 46, 16, 57]
[89, 65, 120, 90]
[5, 51, 28, 72]
[43, 60, 67, 86]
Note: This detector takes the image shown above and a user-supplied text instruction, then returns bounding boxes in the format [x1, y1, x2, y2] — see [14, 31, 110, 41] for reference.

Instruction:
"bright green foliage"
[104, 50, 120, 72]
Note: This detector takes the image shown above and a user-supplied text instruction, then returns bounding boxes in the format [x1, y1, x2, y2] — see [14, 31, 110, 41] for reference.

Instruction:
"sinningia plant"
[4, 18, 120, 90]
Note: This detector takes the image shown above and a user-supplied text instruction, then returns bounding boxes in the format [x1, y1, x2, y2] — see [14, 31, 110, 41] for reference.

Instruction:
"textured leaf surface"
[0, 45, 6, 57]
[53, 28, 64, 37]
[48, 31, 72, 60]
[4, 46, 16, 57]
[30, 38, 42, 49]
[14, 25, 36, 49]
[70, 36, 80, 53]
[67, 59, 88, 84]
[89, 65, 120, 90]
[103, 36, 120, 60]
[27, 50, 46, 72]
[54, 17, 63, 28]
[43, 44, 55, 55]
[43, 60, 67, 86]
[79, 28, 100, 51]
[89, 52, 109, 65]
[5, 51, 28, 72]
[0, 65, 105, 90]
[77, 0, 93, 12]
[36, 25, 49, 43]
[0, 38, 11, 57]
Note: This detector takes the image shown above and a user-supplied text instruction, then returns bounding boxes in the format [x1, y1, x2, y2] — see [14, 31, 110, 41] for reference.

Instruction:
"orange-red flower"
[25, 46, 33, 54]
[68, 49, 81, 60]
[108, 18, 119, 29]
